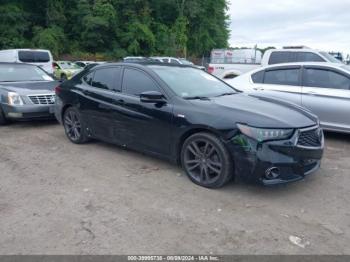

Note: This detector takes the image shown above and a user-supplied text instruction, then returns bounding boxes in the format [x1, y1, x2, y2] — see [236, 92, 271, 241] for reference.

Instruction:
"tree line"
[0, 0, 230, 59]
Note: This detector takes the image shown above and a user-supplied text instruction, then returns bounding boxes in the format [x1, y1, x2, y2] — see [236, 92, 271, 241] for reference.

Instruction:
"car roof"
[0, 62, 37, 67]
[92, 61, 196, 70]
[260, 62, 346, 70]
[0, 48, 51, 52]
[269, 48, 321, 52]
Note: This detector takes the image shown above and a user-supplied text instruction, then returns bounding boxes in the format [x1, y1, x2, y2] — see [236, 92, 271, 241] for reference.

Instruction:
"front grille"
[297, 127, 322, 147]
[28, 94, 55, 105]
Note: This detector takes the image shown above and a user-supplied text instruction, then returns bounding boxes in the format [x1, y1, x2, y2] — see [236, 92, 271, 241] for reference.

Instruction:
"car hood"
[0, 81, 59, 95]
[189, 93, 317, 129]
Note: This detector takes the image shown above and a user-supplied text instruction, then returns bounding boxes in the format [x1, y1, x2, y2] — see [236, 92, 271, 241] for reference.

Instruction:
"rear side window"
[269, 51, 325, 65]
[268, 52, 291, 65]
[296, 52, 325, 62]
[264, 68, 300, 86]
[122, 68, 160, 96]
[91, 67, 121, 91]
[304, 68, 350, 90]
[18, 51, 50, 63]
[251, 70, 264, 83]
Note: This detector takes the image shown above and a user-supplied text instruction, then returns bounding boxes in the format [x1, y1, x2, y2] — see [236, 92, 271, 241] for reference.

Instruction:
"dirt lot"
[0, 120, 349, 255]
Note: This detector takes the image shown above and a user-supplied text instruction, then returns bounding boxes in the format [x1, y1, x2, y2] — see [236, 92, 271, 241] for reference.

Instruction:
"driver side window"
[122, 68, 161, 96]
[304, 68, 350, 90]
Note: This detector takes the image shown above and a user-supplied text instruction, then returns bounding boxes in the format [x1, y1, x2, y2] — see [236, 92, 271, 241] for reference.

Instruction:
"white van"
[0, 49, 54, 74]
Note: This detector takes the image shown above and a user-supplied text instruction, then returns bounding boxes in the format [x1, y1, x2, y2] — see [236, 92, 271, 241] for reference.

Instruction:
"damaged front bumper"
[227, 126, 324, 185]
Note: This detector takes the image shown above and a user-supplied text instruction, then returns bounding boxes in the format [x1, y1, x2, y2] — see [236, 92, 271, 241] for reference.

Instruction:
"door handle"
[118, 99, 125, 105]
[253, 87, 264, 91]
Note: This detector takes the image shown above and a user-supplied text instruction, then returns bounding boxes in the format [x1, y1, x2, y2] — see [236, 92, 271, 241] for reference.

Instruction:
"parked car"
[0, 62, 59, 125]
[0, 49, 54, 74]
[209, 47, 344, 79]
[123, 57, 158, 63]
[55, 62, 323, 188]
[74, 61, 94, 68]
[53, 61, 83, 81]
[225, 62, 350, 134]
[152, 56, 206, 70]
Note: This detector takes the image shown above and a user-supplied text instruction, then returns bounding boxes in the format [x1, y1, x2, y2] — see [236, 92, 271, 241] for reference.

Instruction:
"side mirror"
[140, 91, 166, 104]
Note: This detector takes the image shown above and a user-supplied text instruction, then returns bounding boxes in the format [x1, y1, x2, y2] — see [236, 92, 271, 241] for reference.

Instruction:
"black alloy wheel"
[63, 107, 88, 144]
[181, 132, 233, 188]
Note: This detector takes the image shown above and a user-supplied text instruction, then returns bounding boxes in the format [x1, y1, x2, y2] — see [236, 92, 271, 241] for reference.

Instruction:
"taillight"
[207, 66, 214, 74]
[55, 86, 62, 95]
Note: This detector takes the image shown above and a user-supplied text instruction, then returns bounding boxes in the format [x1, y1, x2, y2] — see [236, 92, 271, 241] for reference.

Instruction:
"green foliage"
[0, 3, 29, 49]
[32, 26, 66, 57]
[0, 0, 230, 59]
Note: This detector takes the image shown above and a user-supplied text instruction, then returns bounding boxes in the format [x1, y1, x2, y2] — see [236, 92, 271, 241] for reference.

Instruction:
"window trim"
[302, 65, 350, 90]
[121, 66, 167, 99]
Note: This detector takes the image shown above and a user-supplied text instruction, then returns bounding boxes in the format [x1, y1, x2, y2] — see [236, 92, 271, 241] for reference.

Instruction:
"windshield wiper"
[215, 92, 236, 97]
[184, 96, 210, 100]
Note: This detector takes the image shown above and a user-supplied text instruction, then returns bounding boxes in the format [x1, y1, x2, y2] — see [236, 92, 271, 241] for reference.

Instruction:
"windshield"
[0, 64, 53, 82]
[150, 66, 236, 98]
[320, 52, 343, 64]
[58, 62, 81, 69]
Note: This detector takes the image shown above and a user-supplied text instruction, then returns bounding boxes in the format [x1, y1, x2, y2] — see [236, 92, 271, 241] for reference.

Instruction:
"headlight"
[237, 123, 294, 142]
[8, 92, 24, 106]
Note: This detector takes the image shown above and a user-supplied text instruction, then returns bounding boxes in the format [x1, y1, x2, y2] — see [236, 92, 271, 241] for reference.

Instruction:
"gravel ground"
[0, 120, 349, 255]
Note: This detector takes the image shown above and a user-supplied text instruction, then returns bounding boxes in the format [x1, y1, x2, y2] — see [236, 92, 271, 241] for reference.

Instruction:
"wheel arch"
[61, 104, 73, 122]
[175, 127, 224, 165]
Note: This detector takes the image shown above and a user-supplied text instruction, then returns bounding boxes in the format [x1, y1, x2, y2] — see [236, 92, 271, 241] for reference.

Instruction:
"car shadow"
[2, 119, 59, 128]
[324, 131, 350, 143]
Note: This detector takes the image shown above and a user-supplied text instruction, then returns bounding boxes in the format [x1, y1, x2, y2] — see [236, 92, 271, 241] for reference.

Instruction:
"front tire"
[63, 107, 89, 144]
[181, 132, 234, 188]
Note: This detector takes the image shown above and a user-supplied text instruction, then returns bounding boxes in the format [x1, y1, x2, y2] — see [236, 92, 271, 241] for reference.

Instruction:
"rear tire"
[181, 132, 234, 188]
[63, 107, 89, 144]
[0, 107, 8, 125]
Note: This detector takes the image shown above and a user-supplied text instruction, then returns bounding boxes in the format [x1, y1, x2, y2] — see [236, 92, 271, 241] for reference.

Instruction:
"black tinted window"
[304, 68, 350, 89]
[264, 69, 300, 86]
[268, 52, 291, 65]
[251, 70, 264, 83]
[123, 68, 160, 96]
[18, 51, 50, 63]
[296, 52, 325, 62]
[91, 67, 120, 91]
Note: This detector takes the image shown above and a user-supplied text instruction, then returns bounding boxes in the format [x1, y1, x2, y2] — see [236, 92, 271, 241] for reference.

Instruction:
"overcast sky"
[227, 0, 350, 56]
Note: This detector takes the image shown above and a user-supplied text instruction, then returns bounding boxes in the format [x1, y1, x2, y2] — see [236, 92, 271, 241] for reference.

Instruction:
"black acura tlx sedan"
[55, 63, 324, 188]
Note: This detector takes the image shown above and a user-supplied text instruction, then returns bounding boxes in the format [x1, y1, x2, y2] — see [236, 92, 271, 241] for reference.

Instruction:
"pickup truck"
[208, 48, 343, 79]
